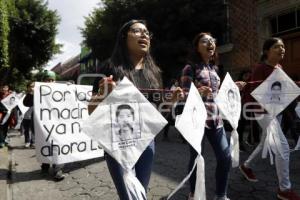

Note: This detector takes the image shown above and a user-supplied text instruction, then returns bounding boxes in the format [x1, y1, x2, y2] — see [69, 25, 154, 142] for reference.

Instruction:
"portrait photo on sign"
[110, 102, 141, 142]
[1, 92, 20, 111]
[226, 88, 239, 116]
[192, 106, 200, 129]
[268, 81, 283, 103]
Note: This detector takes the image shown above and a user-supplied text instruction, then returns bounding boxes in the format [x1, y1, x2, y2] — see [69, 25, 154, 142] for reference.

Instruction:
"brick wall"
[218, 0, 259, 80]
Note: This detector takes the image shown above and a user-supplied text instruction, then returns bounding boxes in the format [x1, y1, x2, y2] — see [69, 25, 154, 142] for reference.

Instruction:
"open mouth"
[138, 39, 148, 47]
[207, 47, 214, 53]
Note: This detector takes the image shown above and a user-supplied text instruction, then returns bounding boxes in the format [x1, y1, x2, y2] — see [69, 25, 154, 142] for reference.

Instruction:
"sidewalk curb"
[0, 146, 9, 200]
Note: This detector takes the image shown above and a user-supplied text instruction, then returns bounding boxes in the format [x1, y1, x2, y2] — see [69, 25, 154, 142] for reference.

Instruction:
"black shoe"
[41, 164, 50, 174]
[54, 170, 65, 182]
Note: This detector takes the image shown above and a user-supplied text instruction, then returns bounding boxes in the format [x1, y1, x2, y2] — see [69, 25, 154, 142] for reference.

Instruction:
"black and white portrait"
[226, 89, 238, 118]
[269, 81, 282, 103]
[9, 96, 16, 106]
[191, 107, 198, 129]
[227, 89, 236, 109]
[1, 93, 19, 111]
[111, 103, 141, 142]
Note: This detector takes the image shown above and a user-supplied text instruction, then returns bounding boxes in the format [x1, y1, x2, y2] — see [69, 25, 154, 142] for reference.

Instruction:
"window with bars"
[270, 8, 300, 35]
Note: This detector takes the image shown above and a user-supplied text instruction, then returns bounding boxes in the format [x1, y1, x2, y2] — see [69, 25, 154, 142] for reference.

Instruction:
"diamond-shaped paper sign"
[1, 92, 22, 112]
[82, 77, 167, 170]
[175, 83, 207, 154]
[251, 68, 300, 117]
[215, 73, 241, 129]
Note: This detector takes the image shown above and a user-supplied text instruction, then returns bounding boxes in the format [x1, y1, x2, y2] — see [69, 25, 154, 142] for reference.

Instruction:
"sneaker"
[239, 164, 258, 182]
[54, 170, 65, 182]
[30, 143, 35, 149]
[24, 143, 30, 148]
[277, 189, 300, 200]
[187, 193, 194, 200]
[0, 143, 4, 148]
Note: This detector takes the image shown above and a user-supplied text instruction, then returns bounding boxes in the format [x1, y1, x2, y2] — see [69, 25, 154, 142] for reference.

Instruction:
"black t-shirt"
[92, 66, 162, 104]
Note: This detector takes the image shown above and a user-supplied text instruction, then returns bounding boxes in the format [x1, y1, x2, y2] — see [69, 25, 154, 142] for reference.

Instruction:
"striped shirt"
[181, 63, 223, 129]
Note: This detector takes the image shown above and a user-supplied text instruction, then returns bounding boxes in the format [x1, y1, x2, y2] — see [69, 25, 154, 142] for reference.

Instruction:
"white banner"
[34, 82, 103, 164]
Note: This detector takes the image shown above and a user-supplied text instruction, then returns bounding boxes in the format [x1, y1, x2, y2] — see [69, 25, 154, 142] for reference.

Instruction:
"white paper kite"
[1, 92, 22, 112]
[17, 93, 29, 115]
[168, 83, 207, 200]
[256, 114, 285, 164]
[251, 68, 300, 117]
[1, 92, 24, 125]
[215, 73, 241, 167]
[82, 77, 167, 200]
[251, 68, 300, 164]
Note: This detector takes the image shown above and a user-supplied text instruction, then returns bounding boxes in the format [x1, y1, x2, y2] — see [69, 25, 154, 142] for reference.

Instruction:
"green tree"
[81, 0, 227, 85]
[2, 0, 61, 87]
[0, 0, 10, 69]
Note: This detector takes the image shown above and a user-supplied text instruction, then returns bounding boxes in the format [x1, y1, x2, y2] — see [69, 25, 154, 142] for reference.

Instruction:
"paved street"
[0, 128, 300, 200]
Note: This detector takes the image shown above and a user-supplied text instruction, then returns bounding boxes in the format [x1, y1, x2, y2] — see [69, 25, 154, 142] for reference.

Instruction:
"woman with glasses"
[88, 19, 162, 200]
[180, 32, 232, 200]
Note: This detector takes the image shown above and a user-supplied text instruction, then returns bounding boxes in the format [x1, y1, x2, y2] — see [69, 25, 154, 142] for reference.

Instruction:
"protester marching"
[1, 11, 300, 200]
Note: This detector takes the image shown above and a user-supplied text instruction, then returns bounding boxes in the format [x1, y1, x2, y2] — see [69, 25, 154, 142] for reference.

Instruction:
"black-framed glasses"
[200, 37, 217, 44]
[129, 28, 153, 39]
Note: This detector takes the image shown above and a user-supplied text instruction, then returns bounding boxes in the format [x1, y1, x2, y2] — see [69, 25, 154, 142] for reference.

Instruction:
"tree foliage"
[9, 0, 61, 73]
[0, 0, 61, 88]
[0, 0, 10, 69]
[82, 0, 227, 85]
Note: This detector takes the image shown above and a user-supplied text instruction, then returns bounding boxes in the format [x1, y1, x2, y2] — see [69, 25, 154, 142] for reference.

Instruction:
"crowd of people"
[0, 19, 300, 200]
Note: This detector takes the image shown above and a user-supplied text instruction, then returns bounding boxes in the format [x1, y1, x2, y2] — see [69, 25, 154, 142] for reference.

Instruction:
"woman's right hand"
[171, 87, 185, 102]
[198, 86, 212, 97]
[88, 75, 116, 115]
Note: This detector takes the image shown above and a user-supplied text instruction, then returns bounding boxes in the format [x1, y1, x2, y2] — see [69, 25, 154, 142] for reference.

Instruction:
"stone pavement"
[1, 128, 300, 200]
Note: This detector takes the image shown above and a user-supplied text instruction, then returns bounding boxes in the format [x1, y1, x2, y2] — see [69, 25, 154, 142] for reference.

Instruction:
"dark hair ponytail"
[260, 37, 283, 62]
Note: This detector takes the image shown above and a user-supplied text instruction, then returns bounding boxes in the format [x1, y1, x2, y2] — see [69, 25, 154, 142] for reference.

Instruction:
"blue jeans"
[188, 127, 231, 197]
[23, 119, 35, 144]
[0, 121, 9, 145]
[105, 141, 155, 200]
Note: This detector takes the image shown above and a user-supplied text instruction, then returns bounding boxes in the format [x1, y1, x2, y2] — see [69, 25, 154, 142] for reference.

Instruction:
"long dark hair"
[188, 32, 219, 65]
[260, 37, 283, 62]
[107, 19, 162, 89]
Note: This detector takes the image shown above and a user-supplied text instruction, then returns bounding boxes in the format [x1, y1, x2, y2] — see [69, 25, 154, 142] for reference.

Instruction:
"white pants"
[244, 114, 291, 191]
